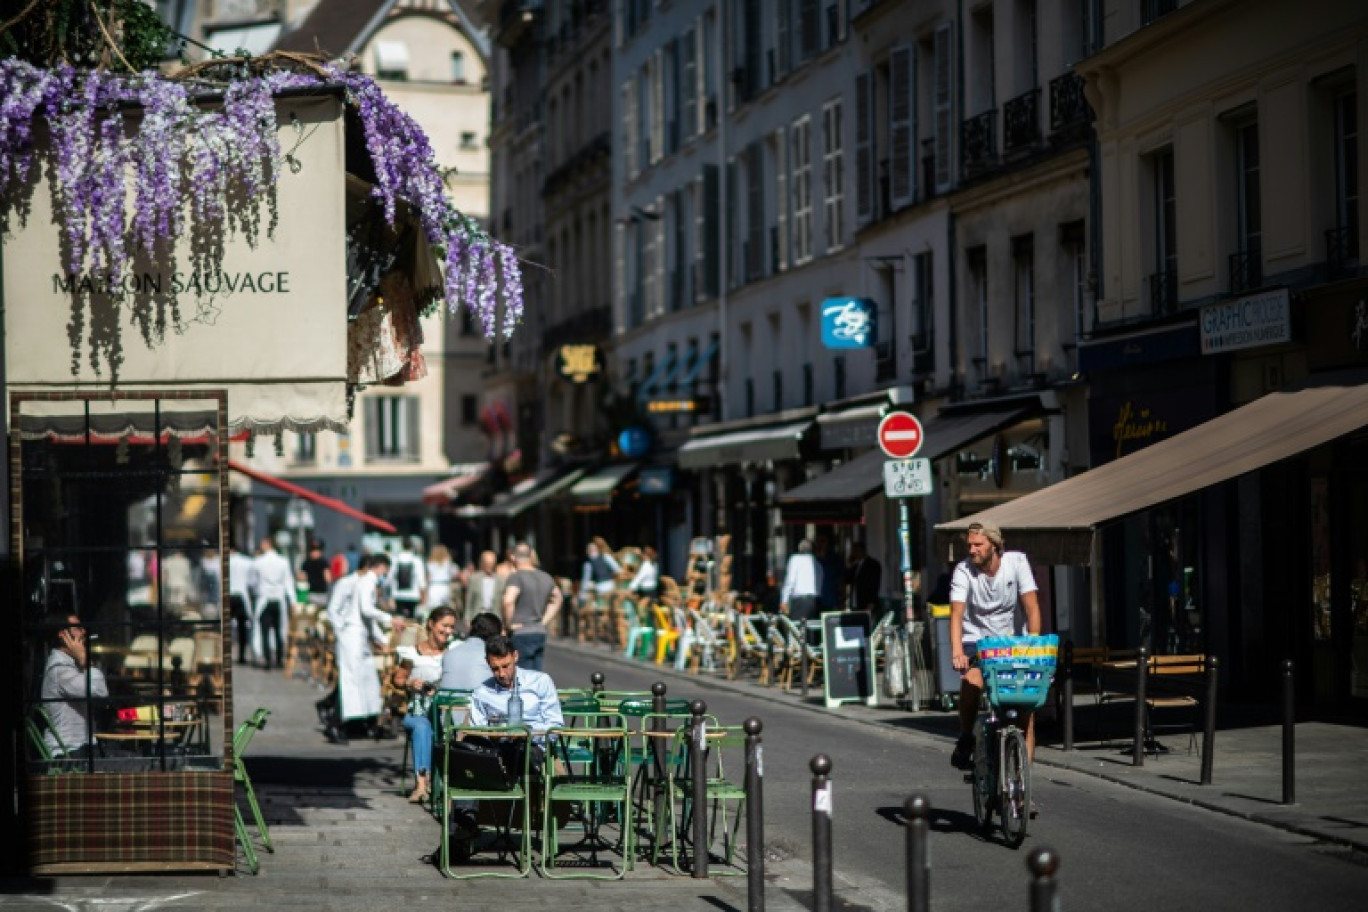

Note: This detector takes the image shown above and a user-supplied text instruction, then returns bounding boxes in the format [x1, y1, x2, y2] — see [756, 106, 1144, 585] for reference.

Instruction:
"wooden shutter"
[622, 78, 637, 178]
[855, 69, 875, 226]
[404, 396, 420, 460]
[889, 44, 915, 210]
[775, 128, 788, 272]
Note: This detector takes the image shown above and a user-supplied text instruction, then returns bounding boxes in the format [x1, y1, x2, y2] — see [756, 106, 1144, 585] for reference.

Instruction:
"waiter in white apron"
[323, 553, 403, 743]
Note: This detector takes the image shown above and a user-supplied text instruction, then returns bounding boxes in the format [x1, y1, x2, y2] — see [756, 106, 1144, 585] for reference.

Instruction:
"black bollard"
[810, 754, 833, 912]
[1062, 641, 1075, 752]
[1282, 659, 1295, 805]
[745, 718, 765, 912]
[904, 794, 930, 912]
[690, 699, 709, 879]
[591, 671, 605, 696]
[1027, 847, 1061, 912]
[651, 682, 668, 850]
[1200, 655, 1218, 785]
[1132, 646, 1149, 767]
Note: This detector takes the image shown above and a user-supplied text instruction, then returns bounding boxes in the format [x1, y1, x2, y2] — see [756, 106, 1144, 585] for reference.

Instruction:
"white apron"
[328, 574, 388, 721]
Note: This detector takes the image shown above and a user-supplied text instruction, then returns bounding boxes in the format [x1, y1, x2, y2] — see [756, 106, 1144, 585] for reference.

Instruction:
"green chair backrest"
[233, 707, 271, 756]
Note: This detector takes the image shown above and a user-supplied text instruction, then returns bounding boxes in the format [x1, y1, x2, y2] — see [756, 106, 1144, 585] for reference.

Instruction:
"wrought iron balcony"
[1149, 269, 1177, 316]
[961, 109, 997, 177]
[1003, 88, 1041, 154]
[1049, 71, 1093, 134]
[1229, 248, 1262, 294]
[1326, 225, 1360, 278]
[1142, 0, 1178, 25]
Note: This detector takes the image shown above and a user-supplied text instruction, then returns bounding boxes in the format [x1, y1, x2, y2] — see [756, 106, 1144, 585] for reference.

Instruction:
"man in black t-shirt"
[299, 540, 332, 608]
[501, 543, 563, 671]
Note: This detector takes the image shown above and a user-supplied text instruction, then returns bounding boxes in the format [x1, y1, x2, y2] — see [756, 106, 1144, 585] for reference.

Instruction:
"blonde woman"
[394, 607, 458, 803]
[423, 543, 458, 621]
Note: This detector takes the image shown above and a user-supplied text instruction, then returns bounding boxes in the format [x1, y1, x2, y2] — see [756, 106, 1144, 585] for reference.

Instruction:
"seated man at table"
[446, 634, 564, 856]
[39, 614, 109, 759]
[440, 612, 504, 692]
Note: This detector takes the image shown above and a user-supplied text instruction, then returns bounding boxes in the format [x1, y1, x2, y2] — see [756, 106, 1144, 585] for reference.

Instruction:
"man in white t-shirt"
[948, 520, 1042, 773]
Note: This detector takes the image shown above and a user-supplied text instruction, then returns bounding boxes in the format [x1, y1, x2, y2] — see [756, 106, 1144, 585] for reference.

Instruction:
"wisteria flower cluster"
[0, 57, 524, 375]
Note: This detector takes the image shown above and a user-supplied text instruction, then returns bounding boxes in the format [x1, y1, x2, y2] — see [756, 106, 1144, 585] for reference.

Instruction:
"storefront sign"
[646, 398, 705, 414]
[1200, 288, 1291, 354]
[821, 297, 878, 349]
[556, 344, 602, 383]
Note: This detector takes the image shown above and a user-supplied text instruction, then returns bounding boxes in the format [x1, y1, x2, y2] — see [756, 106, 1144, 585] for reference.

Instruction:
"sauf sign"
[821, 297, 878, 349]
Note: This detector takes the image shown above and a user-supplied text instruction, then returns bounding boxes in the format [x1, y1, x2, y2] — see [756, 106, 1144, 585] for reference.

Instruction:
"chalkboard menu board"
[821, 611, 876, 708]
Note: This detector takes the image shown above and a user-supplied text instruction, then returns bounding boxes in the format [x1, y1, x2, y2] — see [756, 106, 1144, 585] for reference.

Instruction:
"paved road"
[545, 646, 1368, 911]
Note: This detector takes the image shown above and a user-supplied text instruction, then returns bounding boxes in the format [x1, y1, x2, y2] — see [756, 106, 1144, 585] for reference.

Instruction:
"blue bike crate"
[978, 635, 1059, 711]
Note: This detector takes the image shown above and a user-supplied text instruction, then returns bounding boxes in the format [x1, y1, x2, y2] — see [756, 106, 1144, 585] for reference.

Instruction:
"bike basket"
[978, 635, 1059, 711]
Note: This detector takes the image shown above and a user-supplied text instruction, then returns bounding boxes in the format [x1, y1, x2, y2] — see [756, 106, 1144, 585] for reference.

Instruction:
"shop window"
[294, 431, 316, 464]
[16, 394, 229, 778]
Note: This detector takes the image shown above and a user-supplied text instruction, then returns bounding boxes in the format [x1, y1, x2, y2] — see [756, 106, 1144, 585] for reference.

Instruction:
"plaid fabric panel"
[29, 771, 235, 868]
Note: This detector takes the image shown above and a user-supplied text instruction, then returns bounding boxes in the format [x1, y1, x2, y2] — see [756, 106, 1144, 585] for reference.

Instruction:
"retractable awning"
[779, 404, 1037, 522]
[570, 463, 639, 507]
[228, 459, 396, 532]
[935, 380, 1368, 565]
[678, 419, 814, 469]
[485, 467, 588, 519]
[421, 463, 490, 506]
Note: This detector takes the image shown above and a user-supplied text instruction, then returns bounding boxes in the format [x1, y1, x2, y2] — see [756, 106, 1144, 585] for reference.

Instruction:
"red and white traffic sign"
[877, 412, 924, 459]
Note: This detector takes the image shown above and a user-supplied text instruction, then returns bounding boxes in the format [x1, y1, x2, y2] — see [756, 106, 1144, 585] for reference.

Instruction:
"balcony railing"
[1326, 225, 1360, 278]
[1150, 269, 1177, 315]
[1229, 248, 1262, 294]
[1003, 88, 1041, 154]
[1142, 0, 1178, 25]
[961, 109, 997, 177]
[1049, 71, 1093, 134]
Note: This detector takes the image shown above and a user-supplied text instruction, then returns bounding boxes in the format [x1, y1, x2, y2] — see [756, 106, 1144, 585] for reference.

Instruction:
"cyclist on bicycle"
[948, 521, 1042, 773]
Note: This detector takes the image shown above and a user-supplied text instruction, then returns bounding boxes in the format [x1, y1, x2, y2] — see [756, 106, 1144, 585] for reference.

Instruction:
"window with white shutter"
[854, 70, 875, 226]
[889, 45, 915, 210]
[774, 127, 789, 272]
[933, 22, 954, 193]
[623, 78, 637, 178]
[823, 98, 845, 251]
[791, 116, 813, 264]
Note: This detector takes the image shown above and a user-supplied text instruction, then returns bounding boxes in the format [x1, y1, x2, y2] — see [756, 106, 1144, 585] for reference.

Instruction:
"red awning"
[228, 459, 397, 533]
[421, 464, 489, 506]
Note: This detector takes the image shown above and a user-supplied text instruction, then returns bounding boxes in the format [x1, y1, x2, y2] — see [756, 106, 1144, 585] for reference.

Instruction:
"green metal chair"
[439, 724, 534, 879]
[24, 706, 80, 774]
[662, 723, 749, 876]
[401, 689, 472, 807]
[623, 707, 711, 865]
[541, 711, 633, 879]
[233, 707, 272, 873]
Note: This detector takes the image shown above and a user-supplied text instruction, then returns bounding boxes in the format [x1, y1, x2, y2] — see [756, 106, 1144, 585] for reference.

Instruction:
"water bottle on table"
[508, 676, 523, 726]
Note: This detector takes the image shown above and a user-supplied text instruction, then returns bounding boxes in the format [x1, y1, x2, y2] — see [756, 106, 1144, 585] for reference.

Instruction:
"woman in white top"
[392, 606, 457, 803]
[628, 545, 659, 600]
[423, 543, 458, 622]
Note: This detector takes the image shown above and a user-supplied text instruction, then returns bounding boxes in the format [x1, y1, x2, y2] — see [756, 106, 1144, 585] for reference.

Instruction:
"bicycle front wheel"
[999, 727, 1031, 848]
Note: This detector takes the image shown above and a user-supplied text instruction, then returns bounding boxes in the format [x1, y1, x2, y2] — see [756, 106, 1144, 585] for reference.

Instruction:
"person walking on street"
[948, 520, 1042, 778]
[250, 537, 293, 670]
[501, 543, 562, 671]
[228, 544, 253, 665]
[462, 550, 505, 629]
[780, 539, 823, 622]
[844, 541, 883, 612]
[388, 536, 427, 620]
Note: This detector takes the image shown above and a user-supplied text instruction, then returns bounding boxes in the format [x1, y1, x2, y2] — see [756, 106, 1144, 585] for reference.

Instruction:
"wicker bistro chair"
[729, 611, 771, 683]
[661, 721, 749, 876]
[439, 724, 536, 879]
[233, 707, 273, 874]
[541, 712, 634, 879]
[773, 615, 824, 691]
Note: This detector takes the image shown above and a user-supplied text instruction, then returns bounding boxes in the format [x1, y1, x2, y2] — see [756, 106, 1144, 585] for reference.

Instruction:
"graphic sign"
[821, 297, 878, 349]
[1199, 288, 1291, 354]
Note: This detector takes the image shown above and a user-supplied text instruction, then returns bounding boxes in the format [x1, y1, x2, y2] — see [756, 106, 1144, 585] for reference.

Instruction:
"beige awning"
[935, 379, 1368, 564]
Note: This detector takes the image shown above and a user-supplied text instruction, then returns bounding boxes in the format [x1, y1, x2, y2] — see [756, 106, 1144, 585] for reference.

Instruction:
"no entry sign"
[877, 412, 924, 459]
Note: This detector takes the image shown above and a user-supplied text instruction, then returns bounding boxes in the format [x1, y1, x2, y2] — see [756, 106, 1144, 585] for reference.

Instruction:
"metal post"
[1200, 655, 1218, 785]
[652, 682, 668, 855]
[810, 754, 833, 912]
[690, 699, 709, 879]
[591, 671, 605, 696]
[744, 717, 765, 912]
[1062, 640, 1075, 752]
[1027, 847, 1061, 912]
[1282, 659, 1295, 805]
[1132, 646, 1148, 767]
[801, 625, 810, 699]
[904, 794, 930, 912]
[898, 498, 915, 622]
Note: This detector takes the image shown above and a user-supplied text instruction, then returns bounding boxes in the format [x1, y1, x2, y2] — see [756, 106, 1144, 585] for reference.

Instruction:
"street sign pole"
[898, 498, 915, 623]
[878, 413, 928, 702]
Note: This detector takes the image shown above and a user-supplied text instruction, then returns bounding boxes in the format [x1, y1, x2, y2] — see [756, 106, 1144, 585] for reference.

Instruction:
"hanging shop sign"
[556, 344, 603, 383]
[646, 397, 706, 414]
[1199, 288, 1291, 355]
[618, 427, 652, 459]
[821, 297, 879, 349]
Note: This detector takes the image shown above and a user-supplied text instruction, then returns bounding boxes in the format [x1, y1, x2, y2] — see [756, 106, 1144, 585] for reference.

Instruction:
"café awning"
[678, 418, 814, 469]
[570, 463, 639, 507]
[228, 459, 396, 532]
[484, 467, 588, 519]
[421, 463, 490, 506]
[935, 380, 1368, 565]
